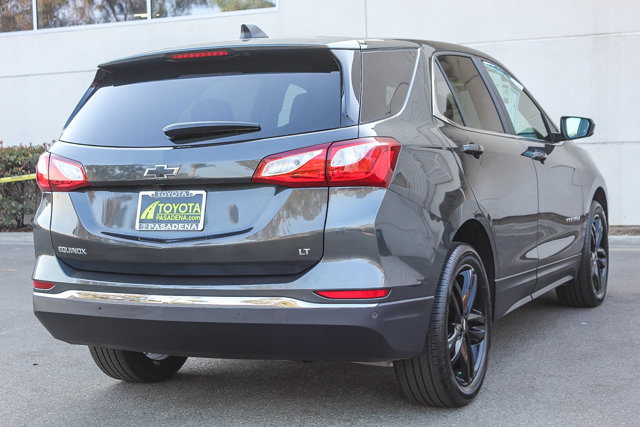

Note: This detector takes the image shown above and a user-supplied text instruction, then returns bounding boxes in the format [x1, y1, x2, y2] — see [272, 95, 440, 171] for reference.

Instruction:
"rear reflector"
[315, 289, 390, 299]
[33, 280, 55, 290]
[252, 137, 401, 188]
[168, 50, 230, 60]
[36, 152, 89, 192]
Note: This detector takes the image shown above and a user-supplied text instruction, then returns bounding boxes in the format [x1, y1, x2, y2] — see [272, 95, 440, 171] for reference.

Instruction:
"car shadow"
[83, 291, 591, 422]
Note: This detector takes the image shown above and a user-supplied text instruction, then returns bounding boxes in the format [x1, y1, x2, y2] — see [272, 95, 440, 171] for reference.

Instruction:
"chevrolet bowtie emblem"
[144, 165, 180, 178]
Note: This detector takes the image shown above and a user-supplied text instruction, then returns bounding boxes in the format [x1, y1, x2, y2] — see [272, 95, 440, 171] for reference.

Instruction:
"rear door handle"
[462, 143, 485, 159]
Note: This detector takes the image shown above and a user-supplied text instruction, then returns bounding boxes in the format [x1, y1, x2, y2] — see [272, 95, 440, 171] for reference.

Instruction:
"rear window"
[360, 49, 418, 123]
[61, 50, 342, 147]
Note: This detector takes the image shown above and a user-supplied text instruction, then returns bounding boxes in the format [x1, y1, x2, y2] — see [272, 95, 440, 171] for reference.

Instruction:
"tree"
[153, 0, 274, 18]
[0, 0, 33, 32]
[215, 0, 274, 12]
[7, 0, 275, 30]
[36, 0, 146, 29]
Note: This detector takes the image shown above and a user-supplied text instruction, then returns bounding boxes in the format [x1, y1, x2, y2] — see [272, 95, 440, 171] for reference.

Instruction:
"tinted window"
[36, 0, 146, 29]
[433, 64, 464, 126]
[62, 53, 341, 147]
[32, 0, 274, 30]
[482, 61, 549, 140]
[361, 50, 417, 123]
[153, 0, 275, 19]
[0, 0, 33, 32]
[437, 55, 503, 133]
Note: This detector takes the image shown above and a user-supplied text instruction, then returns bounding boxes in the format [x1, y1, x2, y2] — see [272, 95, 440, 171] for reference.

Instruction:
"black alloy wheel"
[394, 243, 491, 407]
[557, 200, 608, 307]
[589, 212, 608, 299]
[448, 265, 488, 387]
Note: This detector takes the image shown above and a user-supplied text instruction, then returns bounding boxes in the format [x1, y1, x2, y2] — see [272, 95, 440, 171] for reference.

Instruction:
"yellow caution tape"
[0, 173, 36, 183]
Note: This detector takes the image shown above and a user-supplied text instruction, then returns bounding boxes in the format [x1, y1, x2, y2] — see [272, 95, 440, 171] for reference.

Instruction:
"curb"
[609, 235, 640, 247]
[0, 232, 34, 244]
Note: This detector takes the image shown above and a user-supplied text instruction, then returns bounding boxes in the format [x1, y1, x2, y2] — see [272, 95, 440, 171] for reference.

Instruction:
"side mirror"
[560, 116, 595, 140]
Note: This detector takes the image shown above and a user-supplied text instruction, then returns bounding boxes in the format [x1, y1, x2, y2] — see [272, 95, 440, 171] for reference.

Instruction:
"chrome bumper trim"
[35, 290, 378, 309]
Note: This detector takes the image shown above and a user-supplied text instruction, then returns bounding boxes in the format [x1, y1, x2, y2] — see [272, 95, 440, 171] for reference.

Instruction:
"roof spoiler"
[240, 24, 268, 40]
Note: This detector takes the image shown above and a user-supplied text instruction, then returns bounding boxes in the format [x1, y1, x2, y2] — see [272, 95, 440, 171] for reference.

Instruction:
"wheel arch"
[451, 219, 496, 320]
[593, 186, 608, 220]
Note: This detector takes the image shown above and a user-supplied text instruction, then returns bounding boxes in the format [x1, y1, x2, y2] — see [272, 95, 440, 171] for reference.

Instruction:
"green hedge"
[0, 142, 47, 229]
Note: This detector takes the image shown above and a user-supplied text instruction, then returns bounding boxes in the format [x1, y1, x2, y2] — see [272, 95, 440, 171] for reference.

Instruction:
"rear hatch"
[49, 47, 357, 276]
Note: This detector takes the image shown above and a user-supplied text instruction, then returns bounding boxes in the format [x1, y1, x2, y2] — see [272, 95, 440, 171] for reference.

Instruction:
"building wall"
[1, 0, 637, 224]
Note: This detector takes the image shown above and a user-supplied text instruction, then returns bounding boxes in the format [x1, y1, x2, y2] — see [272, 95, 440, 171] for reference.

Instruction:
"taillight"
[36, 152, 51, 191]
[252, 144, 330, 187]
[251, 138, 401, 188]
[36, 152, 89, 192]
[315, 289, 390, 299]
[33, 280, 55, 290]
[328, 138, 400, 187]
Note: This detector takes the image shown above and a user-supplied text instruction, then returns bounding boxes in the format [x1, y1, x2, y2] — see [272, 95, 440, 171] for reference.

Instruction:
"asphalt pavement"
[1, 233, 639, 426]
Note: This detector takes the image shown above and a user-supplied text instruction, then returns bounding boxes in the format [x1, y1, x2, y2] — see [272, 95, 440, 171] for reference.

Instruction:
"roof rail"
[240, 24, 268, 40]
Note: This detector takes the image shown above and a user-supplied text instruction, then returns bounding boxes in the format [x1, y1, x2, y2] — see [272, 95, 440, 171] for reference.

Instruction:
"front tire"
[394, 243, 491, 407]
[556, 200, 608, 307]
[89, 346, 187, 382]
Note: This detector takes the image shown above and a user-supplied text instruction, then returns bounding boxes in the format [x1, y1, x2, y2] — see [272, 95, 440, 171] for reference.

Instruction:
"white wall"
[0, 0, 638, 224]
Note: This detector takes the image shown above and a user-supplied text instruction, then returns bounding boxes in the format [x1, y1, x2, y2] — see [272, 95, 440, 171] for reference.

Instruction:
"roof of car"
[99, 37, 498, 69]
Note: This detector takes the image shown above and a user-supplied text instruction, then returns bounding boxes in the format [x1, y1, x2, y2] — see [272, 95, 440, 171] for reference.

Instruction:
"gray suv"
[32, 30, 608, 407]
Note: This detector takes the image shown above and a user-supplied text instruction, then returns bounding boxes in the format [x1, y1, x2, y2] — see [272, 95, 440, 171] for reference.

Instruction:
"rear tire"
[556, 200, 608, 307]
[89, 346, 187, 382]
[394, 243, 491, 407]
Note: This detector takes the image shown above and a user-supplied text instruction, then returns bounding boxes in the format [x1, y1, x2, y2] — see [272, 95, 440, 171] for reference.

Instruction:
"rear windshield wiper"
[163, 121, 261, 143]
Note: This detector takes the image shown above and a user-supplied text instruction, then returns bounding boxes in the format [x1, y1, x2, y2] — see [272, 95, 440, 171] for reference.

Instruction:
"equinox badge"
[144, 165, 179, 178]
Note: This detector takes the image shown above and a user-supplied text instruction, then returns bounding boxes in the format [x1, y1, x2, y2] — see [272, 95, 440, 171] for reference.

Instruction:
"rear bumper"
[34, 291, 432, 361]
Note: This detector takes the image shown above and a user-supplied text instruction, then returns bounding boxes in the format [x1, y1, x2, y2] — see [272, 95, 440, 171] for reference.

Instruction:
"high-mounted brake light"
[33, 280, 55, 290]
[36, 152, 89, 192]
[251, 138, 401, 188]
[315, 289, 390, 299]
[168, 50, 230, 60]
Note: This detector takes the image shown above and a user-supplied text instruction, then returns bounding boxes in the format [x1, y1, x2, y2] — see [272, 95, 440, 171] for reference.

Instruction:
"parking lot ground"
[1, 233, 639, 426]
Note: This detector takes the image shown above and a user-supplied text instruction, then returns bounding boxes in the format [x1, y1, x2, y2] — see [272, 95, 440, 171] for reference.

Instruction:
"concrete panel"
[580, 143, 637, 225]
[365, 0, 640, 42]
[0, 72, 94, 145]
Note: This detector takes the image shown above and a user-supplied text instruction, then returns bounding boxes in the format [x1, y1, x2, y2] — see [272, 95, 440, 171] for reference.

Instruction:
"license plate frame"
[135, 190, 206, 231]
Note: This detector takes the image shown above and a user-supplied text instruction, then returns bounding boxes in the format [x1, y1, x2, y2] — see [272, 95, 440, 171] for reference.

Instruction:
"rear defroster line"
[101, 227, 253, 244]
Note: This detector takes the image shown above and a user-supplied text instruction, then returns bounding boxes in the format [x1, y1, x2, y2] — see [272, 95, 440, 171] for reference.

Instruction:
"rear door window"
[360, 49, 418, 123]
[61, 50, 342, 147]
[482, 61, 550, 140]
[433, 64, 464, 126]
[436, 55, 504, 133]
